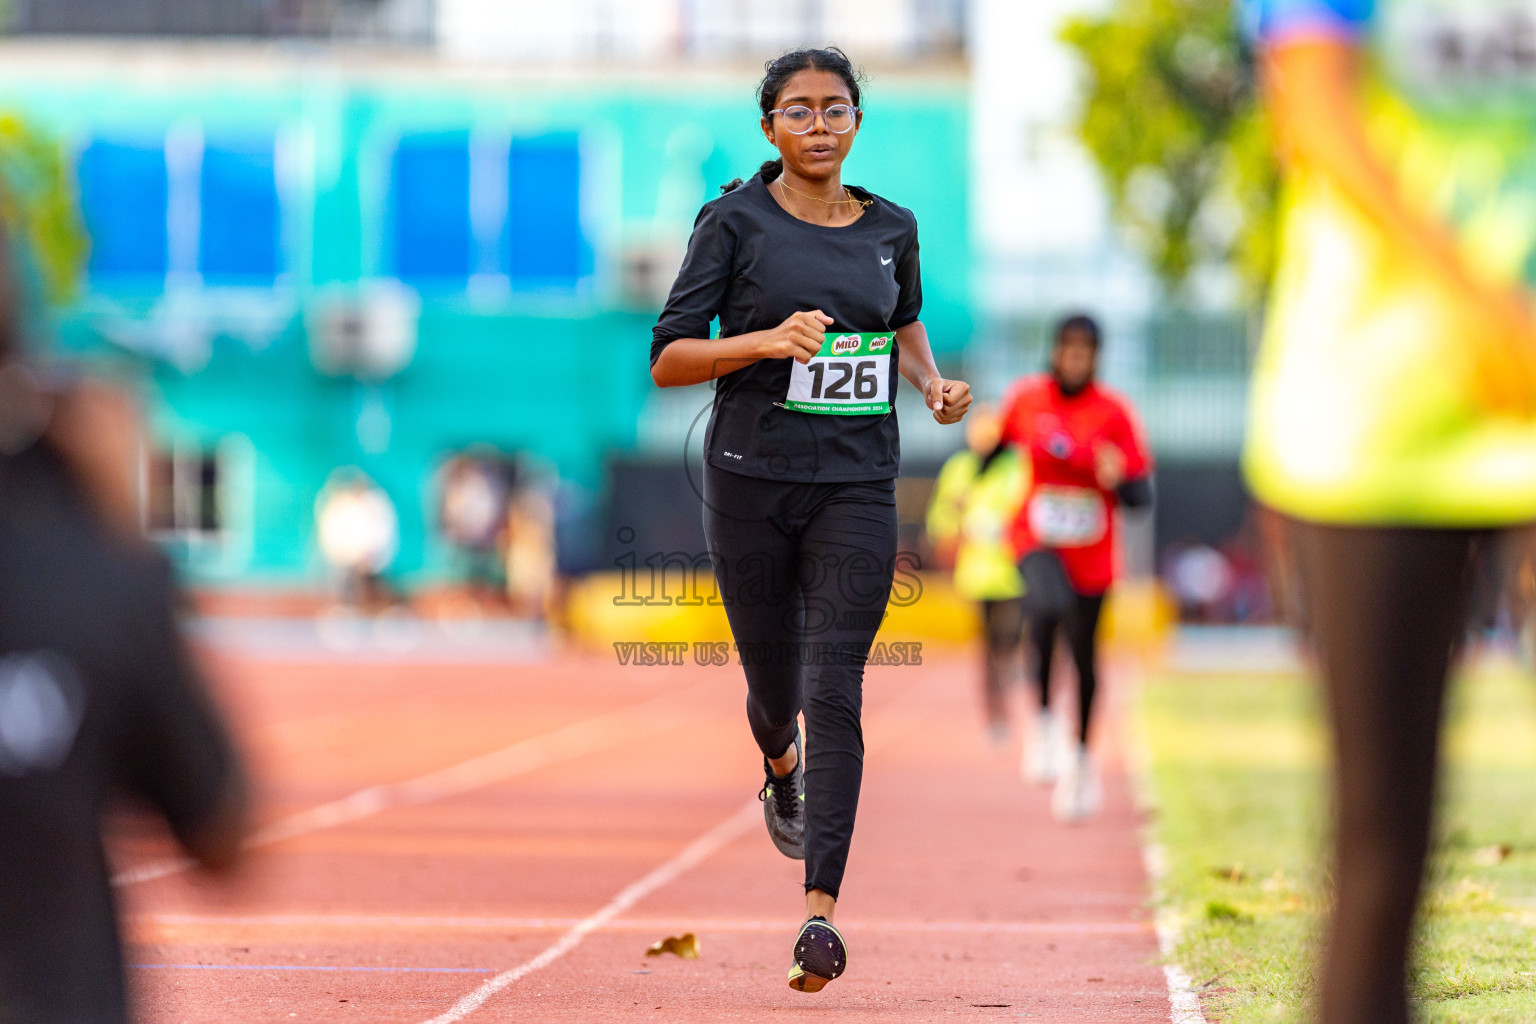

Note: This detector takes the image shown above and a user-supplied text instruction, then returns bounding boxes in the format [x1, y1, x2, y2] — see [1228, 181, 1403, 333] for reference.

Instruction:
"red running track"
[113, 647, 1171, 1023]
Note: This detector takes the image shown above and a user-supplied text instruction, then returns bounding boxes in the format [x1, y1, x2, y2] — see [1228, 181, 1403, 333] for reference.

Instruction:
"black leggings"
[702, 464, 897, 901]
[1291, 523, 1481, 1024]
[980, 598, 1025, 727]
[1028, 592, 1106, 746]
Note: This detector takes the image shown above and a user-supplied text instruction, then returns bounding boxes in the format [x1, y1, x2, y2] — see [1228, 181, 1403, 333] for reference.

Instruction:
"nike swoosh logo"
[881, 257, 893, 265]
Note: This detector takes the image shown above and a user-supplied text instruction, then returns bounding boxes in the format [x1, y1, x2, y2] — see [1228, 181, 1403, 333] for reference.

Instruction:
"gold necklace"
[776, 176, 873, 211]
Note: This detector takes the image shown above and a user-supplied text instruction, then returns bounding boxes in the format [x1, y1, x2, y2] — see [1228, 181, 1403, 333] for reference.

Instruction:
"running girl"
[650, 46, 972, 992]
[997, 315, 1152, 821]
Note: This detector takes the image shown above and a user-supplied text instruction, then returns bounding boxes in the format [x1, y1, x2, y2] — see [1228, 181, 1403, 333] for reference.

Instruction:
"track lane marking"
[129, 964, 491, 973]
[112, 682, 717, 888]
[130, 912, 1152, 935]
[1120, 665, 1212, 1024]
[420, 798, 762, 1024]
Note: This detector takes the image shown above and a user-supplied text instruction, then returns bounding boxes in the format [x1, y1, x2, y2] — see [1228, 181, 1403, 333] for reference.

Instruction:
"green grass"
[1139, 657, 1536, 1023]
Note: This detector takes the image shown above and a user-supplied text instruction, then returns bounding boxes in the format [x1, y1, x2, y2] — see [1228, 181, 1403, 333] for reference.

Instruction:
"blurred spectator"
[1219, 530, 1273, 625]
[0, 259, 247, 1022]
[437, 450, 513, 607]
[504, 458, 557, 619]
[315, 467, 399, 610]
[1163, 542, 1234, 623]
[1159, 511, 1278, 625]
[432, 449, 558, 619]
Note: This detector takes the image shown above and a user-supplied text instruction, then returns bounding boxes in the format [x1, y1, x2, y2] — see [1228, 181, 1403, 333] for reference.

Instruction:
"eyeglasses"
[767, 104, 860, 135]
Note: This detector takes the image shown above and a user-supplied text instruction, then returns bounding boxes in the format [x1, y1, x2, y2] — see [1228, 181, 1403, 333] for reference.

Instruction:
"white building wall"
[967, 0, 1154, 321]
[824, 0, 911, 54]
[435, 0, 678, 61]
[436, 0, 962, 62]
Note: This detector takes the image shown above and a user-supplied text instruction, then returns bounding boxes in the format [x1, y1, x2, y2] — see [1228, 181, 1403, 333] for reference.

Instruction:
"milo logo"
[831, 334, 862, 356]
[869, 335, 891, 353]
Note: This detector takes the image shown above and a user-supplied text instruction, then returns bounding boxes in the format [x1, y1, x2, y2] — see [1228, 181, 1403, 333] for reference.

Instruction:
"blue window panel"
[78, 140, 168, 278]
[1246, 0, 1373, 42]
[506, 134, 584, 286]
[200, 141, 280, 281]
[392, 134, 473, 282]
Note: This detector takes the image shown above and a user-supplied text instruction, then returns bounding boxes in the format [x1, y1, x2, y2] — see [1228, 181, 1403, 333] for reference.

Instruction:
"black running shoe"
[758, 724, 804, 859]
[787, 916, 846, 992]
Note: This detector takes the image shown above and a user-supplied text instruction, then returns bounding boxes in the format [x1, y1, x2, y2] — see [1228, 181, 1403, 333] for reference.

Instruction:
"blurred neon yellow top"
[926, 449, 1026, 601]
[1245, 0, 1536, 525]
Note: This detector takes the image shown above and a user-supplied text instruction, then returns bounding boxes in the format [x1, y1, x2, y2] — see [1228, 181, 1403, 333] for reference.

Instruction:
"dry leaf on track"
[645, 933, 700, 959]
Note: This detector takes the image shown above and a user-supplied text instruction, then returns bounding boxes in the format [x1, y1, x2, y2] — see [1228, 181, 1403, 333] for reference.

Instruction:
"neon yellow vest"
[926, 449, 1027, 601]
[1246, 0, 1536, 525]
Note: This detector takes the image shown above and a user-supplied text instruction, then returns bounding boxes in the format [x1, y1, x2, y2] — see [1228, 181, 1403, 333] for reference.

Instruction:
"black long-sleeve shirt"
[0, 442, 242, 1024]
[652, 173, 923, 482]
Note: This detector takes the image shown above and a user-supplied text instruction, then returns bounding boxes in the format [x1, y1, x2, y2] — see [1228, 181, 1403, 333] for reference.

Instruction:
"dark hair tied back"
[720, 46, 865, 195]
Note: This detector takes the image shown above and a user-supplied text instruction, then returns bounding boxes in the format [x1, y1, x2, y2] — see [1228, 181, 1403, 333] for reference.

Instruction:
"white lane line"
[1143, 844, 1208, 1024]
[1120, 671, 1210, 1024]
[132, 912, 1150, 936]
[1164, 964, 1207, 1024]
[420, 798, 761, 1024]
[112, 685, 711, 888]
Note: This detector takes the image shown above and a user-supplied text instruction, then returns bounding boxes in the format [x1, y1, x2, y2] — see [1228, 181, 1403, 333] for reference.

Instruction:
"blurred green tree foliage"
[1060, 0, 1277, 301]
[0, 112, 88, 304]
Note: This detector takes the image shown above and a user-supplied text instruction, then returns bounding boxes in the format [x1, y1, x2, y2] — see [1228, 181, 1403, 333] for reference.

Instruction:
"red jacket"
[998, 375, 1152, 595]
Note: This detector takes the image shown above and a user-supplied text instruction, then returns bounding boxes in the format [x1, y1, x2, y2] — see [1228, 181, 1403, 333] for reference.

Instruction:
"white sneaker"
[1022, 710, 1062, 785]
[1052, 745, 1103, 823]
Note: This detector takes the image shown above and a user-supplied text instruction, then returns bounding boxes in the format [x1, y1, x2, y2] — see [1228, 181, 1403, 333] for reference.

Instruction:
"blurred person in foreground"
[1246, 2, 1536, 1021]
[925, 403, 1028, 744]
[996, 315, 1152, 821]
[0, 263, 247, 1020]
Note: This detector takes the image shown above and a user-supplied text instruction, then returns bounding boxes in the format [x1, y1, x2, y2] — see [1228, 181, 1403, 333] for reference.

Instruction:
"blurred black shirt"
[0, 441, 241, 1024]
[651, 173, 923, 483]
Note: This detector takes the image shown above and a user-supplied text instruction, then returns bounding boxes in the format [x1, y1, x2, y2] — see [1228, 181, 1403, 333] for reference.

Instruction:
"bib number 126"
[784, 332, 893, 415]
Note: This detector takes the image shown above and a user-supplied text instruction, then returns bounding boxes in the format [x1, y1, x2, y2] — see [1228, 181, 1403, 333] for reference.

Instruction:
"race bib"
[1028, 486, 1106, 548]
[784, 332, 892, 415]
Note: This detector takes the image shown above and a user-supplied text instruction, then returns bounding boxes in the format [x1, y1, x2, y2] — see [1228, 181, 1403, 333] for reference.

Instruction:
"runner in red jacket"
[998, 315, 1152, 821]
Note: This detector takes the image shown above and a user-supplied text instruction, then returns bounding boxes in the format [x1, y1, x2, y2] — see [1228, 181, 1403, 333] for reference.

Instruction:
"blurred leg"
[1293, 523, 1478, 1024]
[1064, 593, 1106, 745]
[981, 598, 1023, 728]
[1029, 612, 1060, 711]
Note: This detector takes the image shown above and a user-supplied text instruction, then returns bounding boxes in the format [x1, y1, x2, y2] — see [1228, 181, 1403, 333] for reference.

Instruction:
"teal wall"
[0, 63, 971, 586]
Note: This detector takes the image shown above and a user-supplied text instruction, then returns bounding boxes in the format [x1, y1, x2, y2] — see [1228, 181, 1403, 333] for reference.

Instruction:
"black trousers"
[1028, 593, 1106, 745]
[1291, 523, 1481, 1024]
[702, 463, 897, 901]
[1021, 550, 1106, 745]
